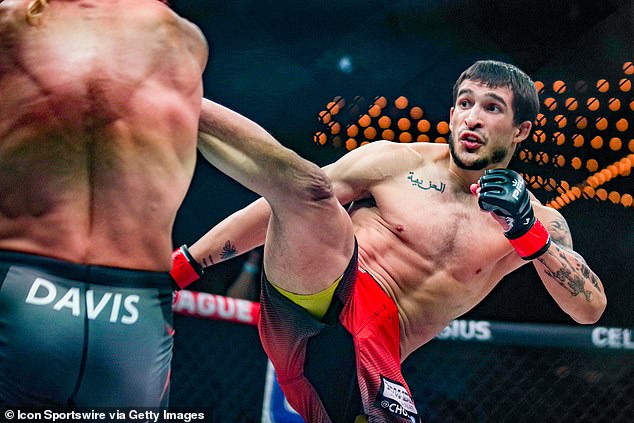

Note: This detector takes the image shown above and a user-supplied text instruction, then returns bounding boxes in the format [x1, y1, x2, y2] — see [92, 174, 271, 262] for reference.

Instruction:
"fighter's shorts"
[0, 250, 174, 408]
[259, 243, 420, 423]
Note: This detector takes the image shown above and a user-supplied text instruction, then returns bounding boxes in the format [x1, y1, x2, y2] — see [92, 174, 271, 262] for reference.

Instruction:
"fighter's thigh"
[264, 197, 355, 294]
[73, 287, 173, 408]
[0, 266, 84, 406]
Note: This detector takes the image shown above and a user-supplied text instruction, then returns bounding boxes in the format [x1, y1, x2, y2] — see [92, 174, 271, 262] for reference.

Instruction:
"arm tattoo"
[220, 240, 238, 260]
[200, 240, 239, 267]
[201, 255, 215, 268]
[536, 244, 601, 302]
[548, 216, 573, 250]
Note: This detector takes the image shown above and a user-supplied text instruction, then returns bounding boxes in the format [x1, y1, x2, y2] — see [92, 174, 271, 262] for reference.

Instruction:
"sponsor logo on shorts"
[375, 375, 418, 421]
[24, 277, 140, 324]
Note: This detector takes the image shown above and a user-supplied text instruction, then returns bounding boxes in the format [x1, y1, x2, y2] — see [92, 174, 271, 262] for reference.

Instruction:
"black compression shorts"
[0, 250, 174, 408]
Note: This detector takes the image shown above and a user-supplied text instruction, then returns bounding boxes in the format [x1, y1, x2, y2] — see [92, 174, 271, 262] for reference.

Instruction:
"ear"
[449, 107, 455, 125]
[513, 120, 532, 144]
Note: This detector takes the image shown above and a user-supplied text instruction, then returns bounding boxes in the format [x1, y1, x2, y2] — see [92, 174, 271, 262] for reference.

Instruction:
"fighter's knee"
[26, 0, 49, 26]
[267, 149, 336, 205]
[273, 149, 333, 200]
[297, 163, 336, 203]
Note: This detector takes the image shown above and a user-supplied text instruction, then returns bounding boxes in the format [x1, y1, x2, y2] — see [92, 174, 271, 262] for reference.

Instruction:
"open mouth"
[459, 131, 484, 150]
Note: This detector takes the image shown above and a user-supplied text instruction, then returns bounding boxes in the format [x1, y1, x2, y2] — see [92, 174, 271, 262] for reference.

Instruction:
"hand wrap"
[170, 245, 204, 289]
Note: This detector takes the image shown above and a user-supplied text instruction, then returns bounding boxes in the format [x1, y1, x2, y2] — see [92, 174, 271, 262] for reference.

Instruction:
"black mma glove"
[477, 169, 551, 260]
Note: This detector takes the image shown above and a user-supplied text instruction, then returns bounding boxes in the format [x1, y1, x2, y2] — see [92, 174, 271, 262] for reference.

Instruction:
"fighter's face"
[448, 80, 530, 170]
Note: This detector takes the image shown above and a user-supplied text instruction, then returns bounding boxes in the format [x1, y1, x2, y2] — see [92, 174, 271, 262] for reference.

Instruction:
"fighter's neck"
[447, 162, 483, 191]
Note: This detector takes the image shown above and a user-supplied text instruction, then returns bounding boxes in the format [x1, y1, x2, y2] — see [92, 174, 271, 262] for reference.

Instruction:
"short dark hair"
[452, 60, 539, 126]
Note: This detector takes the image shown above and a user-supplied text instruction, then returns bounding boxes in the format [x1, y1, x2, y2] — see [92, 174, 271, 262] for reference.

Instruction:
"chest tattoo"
[407, 171, 446, 193]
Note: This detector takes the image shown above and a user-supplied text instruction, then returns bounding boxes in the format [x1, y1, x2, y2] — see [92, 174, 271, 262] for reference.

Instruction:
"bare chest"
[350, 162, 524, 355]
[377, 175, 508, 269]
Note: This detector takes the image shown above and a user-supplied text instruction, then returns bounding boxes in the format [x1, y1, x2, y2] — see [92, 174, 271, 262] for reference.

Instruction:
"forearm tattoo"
[220, 240, 238, 260]
[201, 255, 215, 267]
[537, 243, 602, 302]
[201, 240, 238, 267]
[548, 216, 573, 250]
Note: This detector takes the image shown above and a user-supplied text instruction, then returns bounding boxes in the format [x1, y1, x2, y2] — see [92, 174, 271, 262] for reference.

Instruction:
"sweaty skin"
[0, 0, 208, 271]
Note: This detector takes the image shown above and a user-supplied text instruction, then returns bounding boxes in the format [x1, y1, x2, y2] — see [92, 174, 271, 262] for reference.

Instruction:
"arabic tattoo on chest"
[407, 171, 446, 193]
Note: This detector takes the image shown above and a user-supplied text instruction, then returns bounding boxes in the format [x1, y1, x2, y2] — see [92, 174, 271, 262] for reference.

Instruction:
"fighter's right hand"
[170, 245, 204, 289]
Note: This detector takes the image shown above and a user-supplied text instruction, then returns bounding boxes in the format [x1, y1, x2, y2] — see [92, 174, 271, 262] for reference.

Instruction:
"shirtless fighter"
[0, 0, 207, 407]
[175, 60, 607, 422]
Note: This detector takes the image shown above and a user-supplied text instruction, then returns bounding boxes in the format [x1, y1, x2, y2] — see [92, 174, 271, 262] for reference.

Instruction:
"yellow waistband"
[272, 275, 343, 320]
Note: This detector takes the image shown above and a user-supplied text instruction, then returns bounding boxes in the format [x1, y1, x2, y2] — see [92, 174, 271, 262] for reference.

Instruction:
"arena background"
[167, 1, 633, 422]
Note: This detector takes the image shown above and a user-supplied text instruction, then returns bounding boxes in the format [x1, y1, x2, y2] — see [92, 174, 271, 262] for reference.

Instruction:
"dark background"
[169, 0, 633, 326]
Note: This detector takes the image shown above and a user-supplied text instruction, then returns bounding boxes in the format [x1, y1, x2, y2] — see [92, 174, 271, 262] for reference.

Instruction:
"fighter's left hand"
[473, 169, 551, 260]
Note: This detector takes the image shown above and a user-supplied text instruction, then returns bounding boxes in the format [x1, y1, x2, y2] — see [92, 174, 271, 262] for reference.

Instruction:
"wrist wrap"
[170, 245, 204, 289]
[507, 219, 551, 260]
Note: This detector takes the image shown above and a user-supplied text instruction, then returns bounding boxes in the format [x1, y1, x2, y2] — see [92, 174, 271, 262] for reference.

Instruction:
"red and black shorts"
[259, 243, 420, 423]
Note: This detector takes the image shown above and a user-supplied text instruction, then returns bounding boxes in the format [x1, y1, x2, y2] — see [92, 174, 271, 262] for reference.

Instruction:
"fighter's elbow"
[572, 296, 607, 324]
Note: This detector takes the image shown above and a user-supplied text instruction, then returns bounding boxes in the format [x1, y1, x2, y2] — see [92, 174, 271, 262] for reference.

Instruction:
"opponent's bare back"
[0, 0, 207, 271]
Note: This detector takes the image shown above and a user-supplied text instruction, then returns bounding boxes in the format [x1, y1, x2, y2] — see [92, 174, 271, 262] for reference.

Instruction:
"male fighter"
[175, 61, 607, 422]
[0, 0, 207, 407]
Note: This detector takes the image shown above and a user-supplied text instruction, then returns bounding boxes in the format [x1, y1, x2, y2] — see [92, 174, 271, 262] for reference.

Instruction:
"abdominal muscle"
[351, 207, 507, 360]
